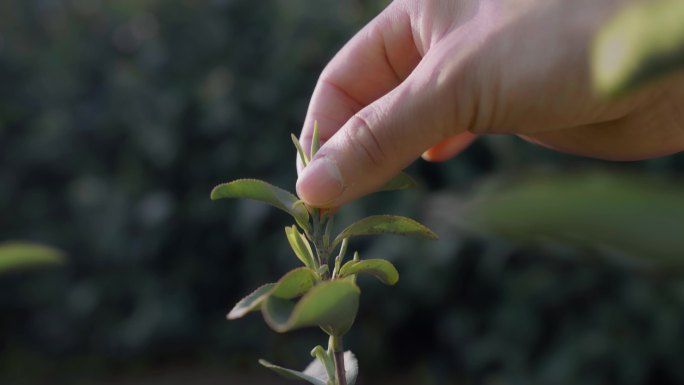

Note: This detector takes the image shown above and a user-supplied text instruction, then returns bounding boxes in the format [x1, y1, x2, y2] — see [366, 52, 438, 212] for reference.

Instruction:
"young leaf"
[333, 215, 438, 248]
[285, 226, 316, 269]
[339, 259, 399, 285]
[592, 0, 684, 97]
[270, 267, 319, 299]
[259, 359, 327, 385]
[292, 133, 310, 166]
[0, 242, 64, 273]
[377, 172, 417, 192]
[303, 351, 358, 385]
[310, 120, 321, 159]
[210, 179, 309, 229]
[309, 345, 336, 384]
[262, 281, 360, 336]
[227, 283, 276, 320]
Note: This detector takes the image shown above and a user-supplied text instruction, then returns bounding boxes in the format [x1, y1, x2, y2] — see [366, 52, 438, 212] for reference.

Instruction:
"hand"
[295, 0, 684, 207]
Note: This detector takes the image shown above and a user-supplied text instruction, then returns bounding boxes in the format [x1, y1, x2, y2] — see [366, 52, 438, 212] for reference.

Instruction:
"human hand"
[295, 0, 684, 208]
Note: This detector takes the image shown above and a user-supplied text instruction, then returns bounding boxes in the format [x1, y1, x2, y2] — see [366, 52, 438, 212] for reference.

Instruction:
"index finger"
[298, 2, 422, 157]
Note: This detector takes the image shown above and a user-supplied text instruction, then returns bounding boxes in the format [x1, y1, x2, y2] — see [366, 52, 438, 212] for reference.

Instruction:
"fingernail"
[296, 156, 344, 207]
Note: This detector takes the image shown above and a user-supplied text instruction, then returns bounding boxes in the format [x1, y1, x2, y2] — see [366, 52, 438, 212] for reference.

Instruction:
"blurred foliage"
[0, 242, 64, 273]
[592, 0, 684, 96]
[0, 1, 684, 385]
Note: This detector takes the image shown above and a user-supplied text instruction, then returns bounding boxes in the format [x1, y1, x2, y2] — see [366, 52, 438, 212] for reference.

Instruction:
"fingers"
[296, 59, 465, 207]
[297, 2, 422, 160]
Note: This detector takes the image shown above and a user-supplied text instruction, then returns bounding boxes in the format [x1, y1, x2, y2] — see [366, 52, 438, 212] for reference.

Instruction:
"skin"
[295, 0, 684, 208]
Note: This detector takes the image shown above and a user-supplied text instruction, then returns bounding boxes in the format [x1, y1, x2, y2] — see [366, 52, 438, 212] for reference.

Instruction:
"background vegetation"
[1, 1, 683, 384]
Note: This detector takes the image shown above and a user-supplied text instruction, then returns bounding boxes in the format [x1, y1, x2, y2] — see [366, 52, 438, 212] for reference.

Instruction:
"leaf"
[259, 359, 327, 385]
[310, 120, 321, 159]
[292, 133, 310, 166]
[303, 351, 358, 385]
[270, 267, 319, 299]
[285, 226, 316, 269]
[228, 267, 318, 321]
[0, 242, 64, 273]
[592, 0, 684, 97]
[227, 283, 276, 320]
[429, 172, 684, 269]
[334, 215, 438, 248]
[339, 259, 399, 285]
[210, 179, 309, 230]
[377, 172, 417, 192]
[262, 280, 360, 336]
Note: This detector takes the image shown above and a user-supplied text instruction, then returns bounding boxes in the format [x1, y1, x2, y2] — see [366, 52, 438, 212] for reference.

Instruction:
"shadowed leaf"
[262, 280, 360, 336]
[210, 179, 309, 230]
[227, 283, 276, 320]
[339, 259, 399, 285]
[334, 215, 438, 248]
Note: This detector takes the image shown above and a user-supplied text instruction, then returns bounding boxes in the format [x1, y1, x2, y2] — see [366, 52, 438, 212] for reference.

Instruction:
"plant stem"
[331, 336, 347, 385]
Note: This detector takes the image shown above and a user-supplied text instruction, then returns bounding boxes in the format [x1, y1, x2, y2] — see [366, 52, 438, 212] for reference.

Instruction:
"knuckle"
[344, 113, 386, 168]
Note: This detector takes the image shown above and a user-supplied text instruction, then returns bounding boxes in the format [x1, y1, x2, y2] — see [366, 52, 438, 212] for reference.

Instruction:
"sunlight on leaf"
[334, 215, 438, 248]
[339, 259, 399, 285]
[259, 359, 327, 385]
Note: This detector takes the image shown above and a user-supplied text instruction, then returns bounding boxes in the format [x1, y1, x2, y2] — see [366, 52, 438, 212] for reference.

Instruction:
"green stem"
[330, 336, 346, 385]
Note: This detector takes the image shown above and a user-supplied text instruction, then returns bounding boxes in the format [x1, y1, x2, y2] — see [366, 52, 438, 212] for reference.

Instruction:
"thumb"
[296, 67, 468, 207]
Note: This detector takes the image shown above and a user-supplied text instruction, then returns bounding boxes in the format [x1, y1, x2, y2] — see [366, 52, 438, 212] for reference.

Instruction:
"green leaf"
[259, 359, 327, 385]
[436, 172, 684, 269]
[303, 351, 358, 385]
[592, 0, 684, 97]
[292, 133, 310, 166]
[377, 172, 417, 192]
[227, 283, 276, 320]
[310, 120, 321, 159]
[270, 267, 319, 299]
[285, 226, 316, 269]
[210, 179, 309, 230]
[334, 215, 438, 248]
[339, 259, 399, 285]
[0, 242, 64, 273]
[262, 281, 360, 336]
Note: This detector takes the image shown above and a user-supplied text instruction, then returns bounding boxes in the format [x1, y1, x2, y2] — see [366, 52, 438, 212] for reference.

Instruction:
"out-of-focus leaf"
[592, 0, 684, 97]
[227, 283, 276, 320]
[210, 179, 309, 230]
[259, 359, 327, 385]
[303, 351, 358, 385]
[0, 242, 64, 273]
[339, 259, 399, 285]
[377, 172, 417, 192]
[431, 172, 684, 268]
[262, 280, 360, 336]
[285, 225, 316, 269]
[334, 215, 438, 248]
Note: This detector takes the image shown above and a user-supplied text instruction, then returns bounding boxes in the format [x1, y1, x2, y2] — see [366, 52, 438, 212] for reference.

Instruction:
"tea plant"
[211, 123, 437, 385]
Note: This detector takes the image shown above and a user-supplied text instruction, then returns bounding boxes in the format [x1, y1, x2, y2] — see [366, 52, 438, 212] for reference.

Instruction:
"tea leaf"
[377, 172, 417, 192]
[262, 281, 360, 336]
[310, 120, 321, 159]
[0, 242, 64, 273]
[292, 133, 310, 167]
[270, 267, 319, 299]
[259, 359, 327, 385]
[339, 259, 399, 285]
[211, 179, 309, 229]
[227, 283, 276, 320]
[334, 215, 438, 248]
[592, 0, 684, 97]
[285, 226, 316, 269]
